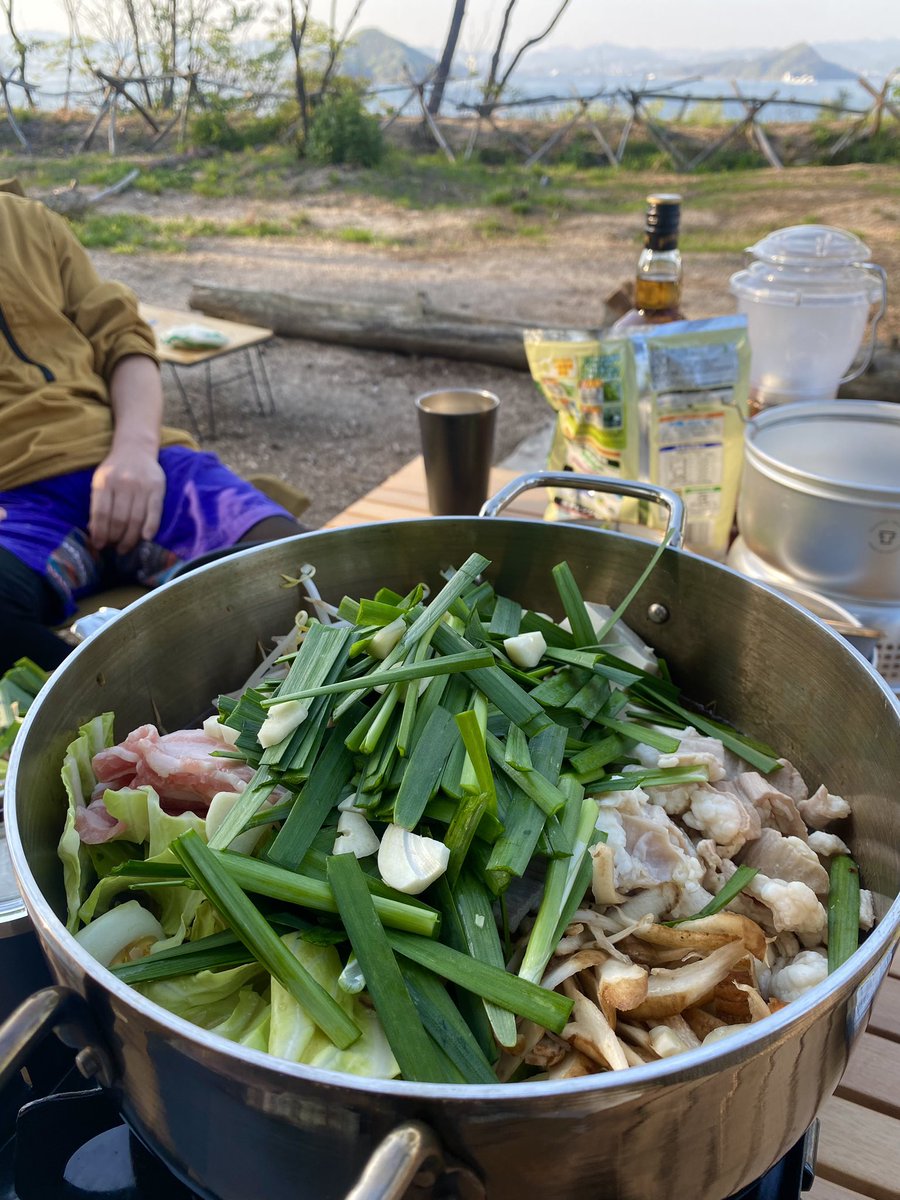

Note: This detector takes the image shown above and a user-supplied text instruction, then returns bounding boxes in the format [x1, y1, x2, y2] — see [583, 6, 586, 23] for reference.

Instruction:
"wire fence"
[0, 63, 897, 170]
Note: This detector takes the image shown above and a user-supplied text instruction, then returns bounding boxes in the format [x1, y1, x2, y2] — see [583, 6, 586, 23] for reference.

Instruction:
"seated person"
[0, 179, 303, 674]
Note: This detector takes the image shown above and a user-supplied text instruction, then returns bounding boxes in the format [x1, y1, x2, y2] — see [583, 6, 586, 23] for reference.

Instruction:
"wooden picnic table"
[140, 303, 276, 439]
[327, 455, 900, 1200]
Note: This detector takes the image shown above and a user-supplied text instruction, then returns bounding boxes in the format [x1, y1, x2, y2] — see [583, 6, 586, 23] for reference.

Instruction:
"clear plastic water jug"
[729, 225, 886, 410]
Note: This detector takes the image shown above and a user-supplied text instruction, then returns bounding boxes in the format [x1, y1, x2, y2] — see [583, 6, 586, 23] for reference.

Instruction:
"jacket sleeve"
[44, 206, 159, 381]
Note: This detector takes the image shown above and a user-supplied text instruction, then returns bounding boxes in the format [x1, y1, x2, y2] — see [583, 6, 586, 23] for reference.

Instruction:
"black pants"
[0, 547, 71, 674]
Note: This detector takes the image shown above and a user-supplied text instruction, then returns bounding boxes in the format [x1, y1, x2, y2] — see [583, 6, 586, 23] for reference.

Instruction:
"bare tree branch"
[483, 0, 573, 111]
[318, 0, 366, 99]
[428, 0, 466, 116]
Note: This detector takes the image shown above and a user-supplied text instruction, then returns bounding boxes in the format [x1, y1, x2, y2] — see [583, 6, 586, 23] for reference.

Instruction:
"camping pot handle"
[481, 471, 685, 550]
[344, 1120, 445, 1200]
[841, 263, 887, 385]
[0, 985, 113, 1092]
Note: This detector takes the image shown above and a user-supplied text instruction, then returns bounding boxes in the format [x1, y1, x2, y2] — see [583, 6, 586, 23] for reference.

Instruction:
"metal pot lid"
[747, 224, 872, 267]
[745, 399, 900, 502]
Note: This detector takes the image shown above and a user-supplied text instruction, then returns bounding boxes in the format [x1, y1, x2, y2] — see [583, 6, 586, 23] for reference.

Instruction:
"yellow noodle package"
[525, 316, 750, 557]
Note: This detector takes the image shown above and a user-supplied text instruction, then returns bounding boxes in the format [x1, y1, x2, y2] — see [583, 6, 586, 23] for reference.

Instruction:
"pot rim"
[7, 519, 900, 1104]
[745, 399, 900, 505]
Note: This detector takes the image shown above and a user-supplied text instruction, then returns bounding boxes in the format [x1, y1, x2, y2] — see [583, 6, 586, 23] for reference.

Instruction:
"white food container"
[729, 225, 886, 409]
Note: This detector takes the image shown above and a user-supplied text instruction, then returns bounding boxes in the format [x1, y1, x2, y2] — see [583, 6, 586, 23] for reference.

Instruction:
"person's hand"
[89, 445, 166, 554]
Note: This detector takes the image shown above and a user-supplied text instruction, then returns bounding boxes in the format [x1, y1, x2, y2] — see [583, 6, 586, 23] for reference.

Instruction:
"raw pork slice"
[91, 725, 254, 810]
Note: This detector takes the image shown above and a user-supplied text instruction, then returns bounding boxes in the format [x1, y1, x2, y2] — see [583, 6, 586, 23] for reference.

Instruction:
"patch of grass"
[337, 226, 376, 243]
[72, 210, 315, 253]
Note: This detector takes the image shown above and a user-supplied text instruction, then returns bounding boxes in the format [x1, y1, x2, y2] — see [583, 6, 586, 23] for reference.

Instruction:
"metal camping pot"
[737, 399, 900, 602]
[2, 473, 899, 1200]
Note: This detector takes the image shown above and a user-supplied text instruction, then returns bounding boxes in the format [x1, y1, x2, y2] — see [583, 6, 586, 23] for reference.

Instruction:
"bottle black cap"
[645, 193, 681, 237]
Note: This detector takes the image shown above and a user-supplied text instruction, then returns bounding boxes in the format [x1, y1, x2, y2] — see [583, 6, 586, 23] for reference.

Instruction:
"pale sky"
[21, 0, 900, 50]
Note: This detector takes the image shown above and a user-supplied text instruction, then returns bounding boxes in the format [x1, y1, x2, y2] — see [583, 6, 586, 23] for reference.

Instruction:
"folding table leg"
[253, 345, 277, 414]
[247, 350, 265, 416]
[166, 363, 202, 440]
[205, 361, 215, 439]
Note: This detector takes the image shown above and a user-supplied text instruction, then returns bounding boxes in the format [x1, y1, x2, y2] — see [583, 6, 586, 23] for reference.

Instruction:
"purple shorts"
[0, 448, 293, 619]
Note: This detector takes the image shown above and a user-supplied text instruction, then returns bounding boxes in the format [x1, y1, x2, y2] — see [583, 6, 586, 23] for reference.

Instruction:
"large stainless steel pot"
[3, 474, 899, 1200]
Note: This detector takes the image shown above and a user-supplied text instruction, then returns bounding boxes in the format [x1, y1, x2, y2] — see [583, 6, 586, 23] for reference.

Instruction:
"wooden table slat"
[816, 1096, 900, 1200]
[809, 1178, 874, 1200]
[868, 976, 900, 1043]
[836, 1030, 900, 1118]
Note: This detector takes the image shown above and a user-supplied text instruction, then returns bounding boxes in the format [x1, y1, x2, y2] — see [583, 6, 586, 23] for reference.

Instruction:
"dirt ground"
[92, 163, 899, 529]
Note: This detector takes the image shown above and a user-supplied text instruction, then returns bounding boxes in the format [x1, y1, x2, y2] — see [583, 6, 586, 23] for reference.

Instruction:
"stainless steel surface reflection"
[5, 514, 900, 1200]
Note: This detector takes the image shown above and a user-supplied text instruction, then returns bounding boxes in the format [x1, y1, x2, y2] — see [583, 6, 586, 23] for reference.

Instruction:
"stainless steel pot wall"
[5, 514, 900, 1200]
[738, 399, 900, 602]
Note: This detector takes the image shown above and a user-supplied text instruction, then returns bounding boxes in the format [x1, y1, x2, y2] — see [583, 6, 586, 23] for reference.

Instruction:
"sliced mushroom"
[596, 957, 649, 1013]
[547, 1050, 596, 1080]
[649, 1025, 692, 1059]
[524, 1033, 569, 1069]
[627, 940, 749, 1021]
[714, 967, 758, 1023]
[683, 1006, 726, 1041]
[542, 949, 610, 992]
[633, 912, 767, 962]
[562, 980, 630, 1071]
[590, 841, 626, 905]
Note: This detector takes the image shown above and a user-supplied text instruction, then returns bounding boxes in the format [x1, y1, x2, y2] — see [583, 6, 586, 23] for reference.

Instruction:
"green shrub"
[191, 100, 296, 151]
[306, 87, 383, 167]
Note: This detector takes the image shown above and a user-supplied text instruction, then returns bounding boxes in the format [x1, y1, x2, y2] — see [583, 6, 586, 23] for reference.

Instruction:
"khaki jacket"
[0, 182, 195, 490]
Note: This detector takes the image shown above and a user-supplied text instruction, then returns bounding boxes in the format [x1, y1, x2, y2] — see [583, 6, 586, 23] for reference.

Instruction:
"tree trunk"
[189, 284, 537, 370]
[427, 0, 466, 116]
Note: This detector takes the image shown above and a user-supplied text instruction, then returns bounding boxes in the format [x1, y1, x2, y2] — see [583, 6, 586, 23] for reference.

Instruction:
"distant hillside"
[689, 41, 855, 82]
[341, 28, 435, 85]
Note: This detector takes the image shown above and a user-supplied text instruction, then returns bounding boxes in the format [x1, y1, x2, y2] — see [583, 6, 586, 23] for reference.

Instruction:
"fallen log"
[42, 168, 140, 217]
[189, 284, 624, 371]
[188, 283, 899, 401]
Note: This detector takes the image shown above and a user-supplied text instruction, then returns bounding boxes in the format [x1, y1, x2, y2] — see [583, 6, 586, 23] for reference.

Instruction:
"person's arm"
[88, 355, 167, 554]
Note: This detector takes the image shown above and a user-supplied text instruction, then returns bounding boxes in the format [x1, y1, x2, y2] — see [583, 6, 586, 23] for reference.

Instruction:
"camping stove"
[0, 1062, 818, 1200]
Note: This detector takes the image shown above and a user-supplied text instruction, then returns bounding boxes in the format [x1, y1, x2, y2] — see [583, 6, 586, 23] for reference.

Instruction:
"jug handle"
[480, 470, 686, 551]
[841, 263, 887, 386]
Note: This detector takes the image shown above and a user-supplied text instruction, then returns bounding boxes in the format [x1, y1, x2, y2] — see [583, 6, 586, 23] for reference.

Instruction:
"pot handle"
[344, 1120, 444, 1200]
[841, 263, 887, 386]
[480, 471, 685, 551]
[0, 985, 105, 1092]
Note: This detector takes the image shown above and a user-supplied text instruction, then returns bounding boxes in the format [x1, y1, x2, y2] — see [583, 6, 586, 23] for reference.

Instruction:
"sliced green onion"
[215, 851, 439, 937]
[393, 706, 459, 828]
[326, 853, 454, 1083]
[172, 830, 360, 1049]
[593, 715, 680, 753]
[828, 855, 861, 972]
[398, 553, 490, 652]
[452, 870, 517, 1048]
[666, 866, 759, 925]
[488, 595, 522, 638]
[486, 731, 567, 816]
[263, 649, 493, 706]
[432, 622, 551, 737]
[519, 780, 594, 985]
[387, 931, 573, 1034]
[592, 529, 673, 645]
[552, 561, 596, 647]
[588, 765, 709, 793]
[455, 707, 496, 808]
[266, 706, 358, 868]
[631, 684, 781, 775]
[399, 959, 498, 1084]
